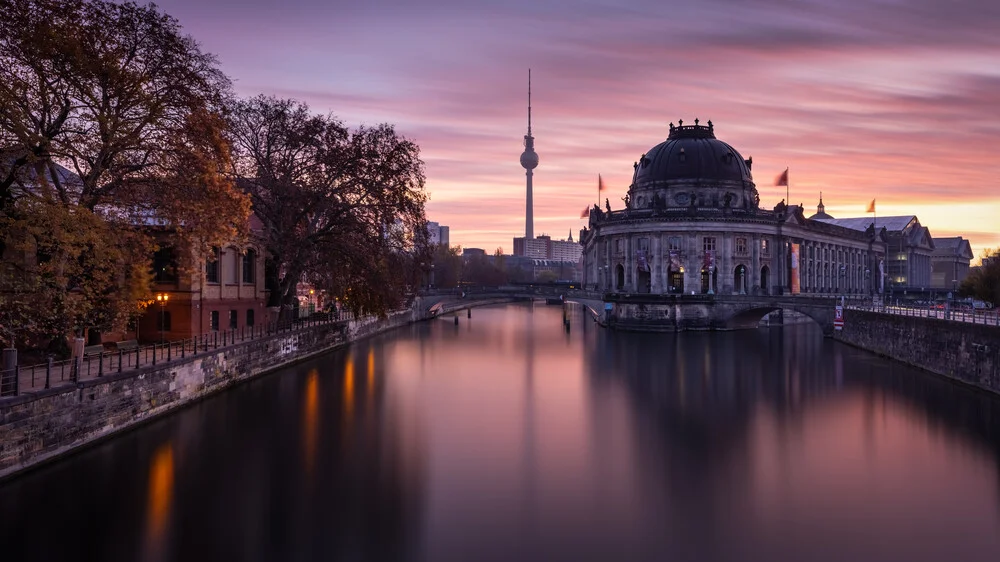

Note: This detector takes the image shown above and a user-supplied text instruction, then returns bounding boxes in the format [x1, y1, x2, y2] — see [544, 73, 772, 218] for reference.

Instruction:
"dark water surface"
[2, 303, 1000, 561]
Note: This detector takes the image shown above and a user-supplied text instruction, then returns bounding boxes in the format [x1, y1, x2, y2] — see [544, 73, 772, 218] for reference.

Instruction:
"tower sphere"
[520, 149, 539, 170]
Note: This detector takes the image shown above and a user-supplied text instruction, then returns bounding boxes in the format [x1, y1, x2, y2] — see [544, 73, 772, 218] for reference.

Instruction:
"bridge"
[417, 287, 846, 335]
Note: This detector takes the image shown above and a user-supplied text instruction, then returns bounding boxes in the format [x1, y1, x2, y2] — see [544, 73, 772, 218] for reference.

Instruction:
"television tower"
[519, 69, 538, 239]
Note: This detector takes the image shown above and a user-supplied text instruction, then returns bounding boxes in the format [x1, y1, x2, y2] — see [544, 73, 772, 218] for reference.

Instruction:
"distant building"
[513, 236, 548, 258]
[513, 233, 582, 262]
[427, 221, 450, 247]
[931, 237, 974, 290]
[817, 215, 934, 290]
[462, 248, 487, 259]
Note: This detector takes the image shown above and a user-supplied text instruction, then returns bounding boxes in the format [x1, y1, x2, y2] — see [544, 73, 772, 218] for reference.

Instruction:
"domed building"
[580, 120, 888, 298]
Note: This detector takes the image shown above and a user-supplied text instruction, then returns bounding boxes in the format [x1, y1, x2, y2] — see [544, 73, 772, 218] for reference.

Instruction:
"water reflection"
[1, 303, 999, 561]
[142, 442, 174, 562]
[302, 370, 318, 477]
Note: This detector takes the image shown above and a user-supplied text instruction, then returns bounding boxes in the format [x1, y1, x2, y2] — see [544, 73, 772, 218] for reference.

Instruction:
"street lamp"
[155, 293, 169, 343]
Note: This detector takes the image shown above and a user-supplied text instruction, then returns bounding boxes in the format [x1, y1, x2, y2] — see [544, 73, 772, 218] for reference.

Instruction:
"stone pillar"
[721, 233, 733, 294]
[651, 235, 661, 294]
[685, 233, 697, 294]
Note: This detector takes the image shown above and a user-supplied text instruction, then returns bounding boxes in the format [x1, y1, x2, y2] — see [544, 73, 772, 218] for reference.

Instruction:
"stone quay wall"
[0, 308, 420, 481]
[834, 309, 1000, 393]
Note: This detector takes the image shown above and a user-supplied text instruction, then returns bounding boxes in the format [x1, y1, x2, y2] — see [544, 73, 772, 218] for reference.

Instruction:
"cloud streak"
[156, 0, 1000, 255]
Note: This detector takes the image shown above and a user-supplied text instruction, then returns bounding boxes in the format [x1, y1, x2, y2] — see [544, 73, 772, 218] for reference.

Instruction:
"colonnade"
[585, 232, 880, 296]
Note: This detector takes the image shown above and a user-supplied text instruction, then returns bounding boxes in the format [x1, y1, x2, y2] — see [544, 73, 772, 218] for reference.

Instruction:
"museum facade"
[580, 121, 889, 297]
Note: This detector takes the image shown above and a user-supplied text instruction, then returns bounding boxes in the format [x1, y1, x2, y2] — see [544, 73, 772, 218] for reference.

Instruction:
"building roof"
[816, 215, 917, 232]
[2, 152, 83, 200]
[633, 121, 753, 188]
[808, 196, 833, 220]
[808, 211, 834, 220]
[931, 237, 974, 259]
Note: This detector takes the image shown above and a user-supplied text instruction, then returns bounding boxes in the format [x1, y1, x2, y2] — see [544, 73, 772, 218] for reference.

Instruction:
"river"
[2, 303, 999, 561]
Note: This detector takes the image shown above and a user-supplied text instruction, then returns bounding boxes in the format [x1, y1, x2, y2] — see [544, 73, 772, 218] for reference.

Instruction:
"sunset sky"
[156, 0, 999, 259]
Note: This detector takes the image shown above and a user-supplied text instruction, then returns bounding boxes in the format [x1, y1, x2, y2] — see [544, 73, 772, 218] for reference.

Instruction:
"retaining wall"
[834, 309, 1000, 393]
[0, 308, 419, 480]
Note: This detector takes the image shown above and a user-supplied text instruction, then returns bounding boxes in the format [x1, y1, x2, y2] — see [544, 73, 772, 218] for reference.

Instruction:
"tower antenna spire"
[528, 68, 532, 136]
[519, 69, 539, 240]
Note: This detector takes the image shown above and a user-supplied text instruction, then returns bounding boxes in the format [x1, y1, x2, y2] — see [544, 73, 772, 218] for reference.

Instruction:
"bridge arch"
[725, 305, 832, 335]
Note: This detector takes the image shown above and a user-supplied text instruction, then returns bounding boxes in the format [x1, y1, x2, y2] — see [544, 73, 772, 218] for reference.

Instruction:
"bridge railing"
[845, 302, 999, 327]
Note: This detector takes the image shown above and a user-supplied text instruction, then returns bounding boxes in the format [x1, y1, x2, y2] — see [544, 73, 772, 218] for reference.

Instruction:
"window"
[761, 238, 771, 255]
[703, 237, 716, 252]
[152, 247, 178, 284]
[224, 248, 238, 284]
[246, 309, 255, 327]
[615, 239, 624, 253]
[668, 236, 682, 251]
[229, 310, 238, 329]
[242, 249, 256, 284]
[205, 247, 221, 283]
[638, 237, 650, 253]
[735, 237, 748, 255]
[210, 311, 220, 331]
[159, 311, 172, 332]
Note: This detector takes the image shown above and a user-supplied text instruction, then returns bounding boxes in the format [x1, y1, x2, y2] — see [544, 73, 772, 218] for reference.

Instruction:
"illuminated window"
[761, 238, 771, 255]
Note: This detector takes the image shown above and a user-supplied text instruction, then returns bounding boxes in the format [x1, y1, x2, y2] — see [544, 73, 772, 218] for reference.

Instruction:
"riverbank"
[834, 309, 1000, 394]
[0, 308, 421, 482]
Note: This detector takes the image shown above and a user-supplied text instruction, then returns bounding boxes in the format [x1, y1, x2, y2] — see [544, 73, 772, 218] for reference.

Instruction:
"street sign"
[834, 305, 844, 331]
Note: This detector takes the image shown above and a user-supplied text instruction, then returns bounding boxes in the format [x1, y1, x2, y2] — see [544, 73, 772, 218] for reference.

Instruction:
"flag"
[580, 206, 590, 219]
[598, 174, 605, 191]
[866, 198, 875, 213]
[774, 168, 788, 187]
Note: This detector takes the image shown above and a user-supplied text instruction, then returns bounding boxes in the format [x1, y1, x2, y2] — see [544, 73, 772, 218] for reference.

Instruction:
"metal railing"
[0, 312, 351, 399]
[845, 302, 1000, 327]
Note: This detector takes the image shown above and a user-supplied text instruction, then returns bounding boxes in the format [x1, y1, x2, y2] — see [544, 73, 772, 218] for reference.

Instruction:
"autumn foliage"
[1, 0, 250, 349]
[2, 0, 431, 348]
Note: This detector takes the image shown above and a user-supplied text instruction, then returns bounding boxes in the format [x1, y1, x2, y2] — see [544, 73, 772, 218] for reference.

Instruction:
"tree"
[0, 0, 249, 348]
[959, 248, 1000, 306]
[429, 245, 463, 289]
[227, 95, 427, 317]
[463, 251, 507, 287]
[0, 199, 151, 350]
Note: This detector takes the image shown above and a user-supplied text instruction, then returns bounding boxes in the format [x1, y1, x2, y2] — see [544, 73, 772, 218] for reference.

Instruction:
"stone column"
[651, 235, 662, 294]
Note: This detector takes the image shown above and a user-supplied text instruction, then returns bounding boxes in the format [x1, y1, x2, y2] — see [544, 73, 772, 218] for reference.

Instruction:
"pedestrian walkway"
[1, 314, 346, 399]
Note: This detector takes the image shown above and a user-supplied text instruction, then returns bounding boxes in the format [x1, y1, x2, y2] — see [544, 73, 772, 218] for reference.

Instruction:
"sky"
[154, 0, 1000, 259]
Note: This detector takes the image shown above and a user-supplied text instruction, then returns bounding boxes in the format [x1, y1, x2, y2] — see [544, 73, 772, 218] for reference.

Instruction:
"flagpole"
[786, 167, 790, 207]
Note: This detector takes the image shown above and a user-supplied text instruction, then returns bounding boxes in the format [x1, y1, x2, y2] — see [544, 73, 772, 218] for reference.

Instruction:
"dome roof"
[633, 121, 753, 188]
